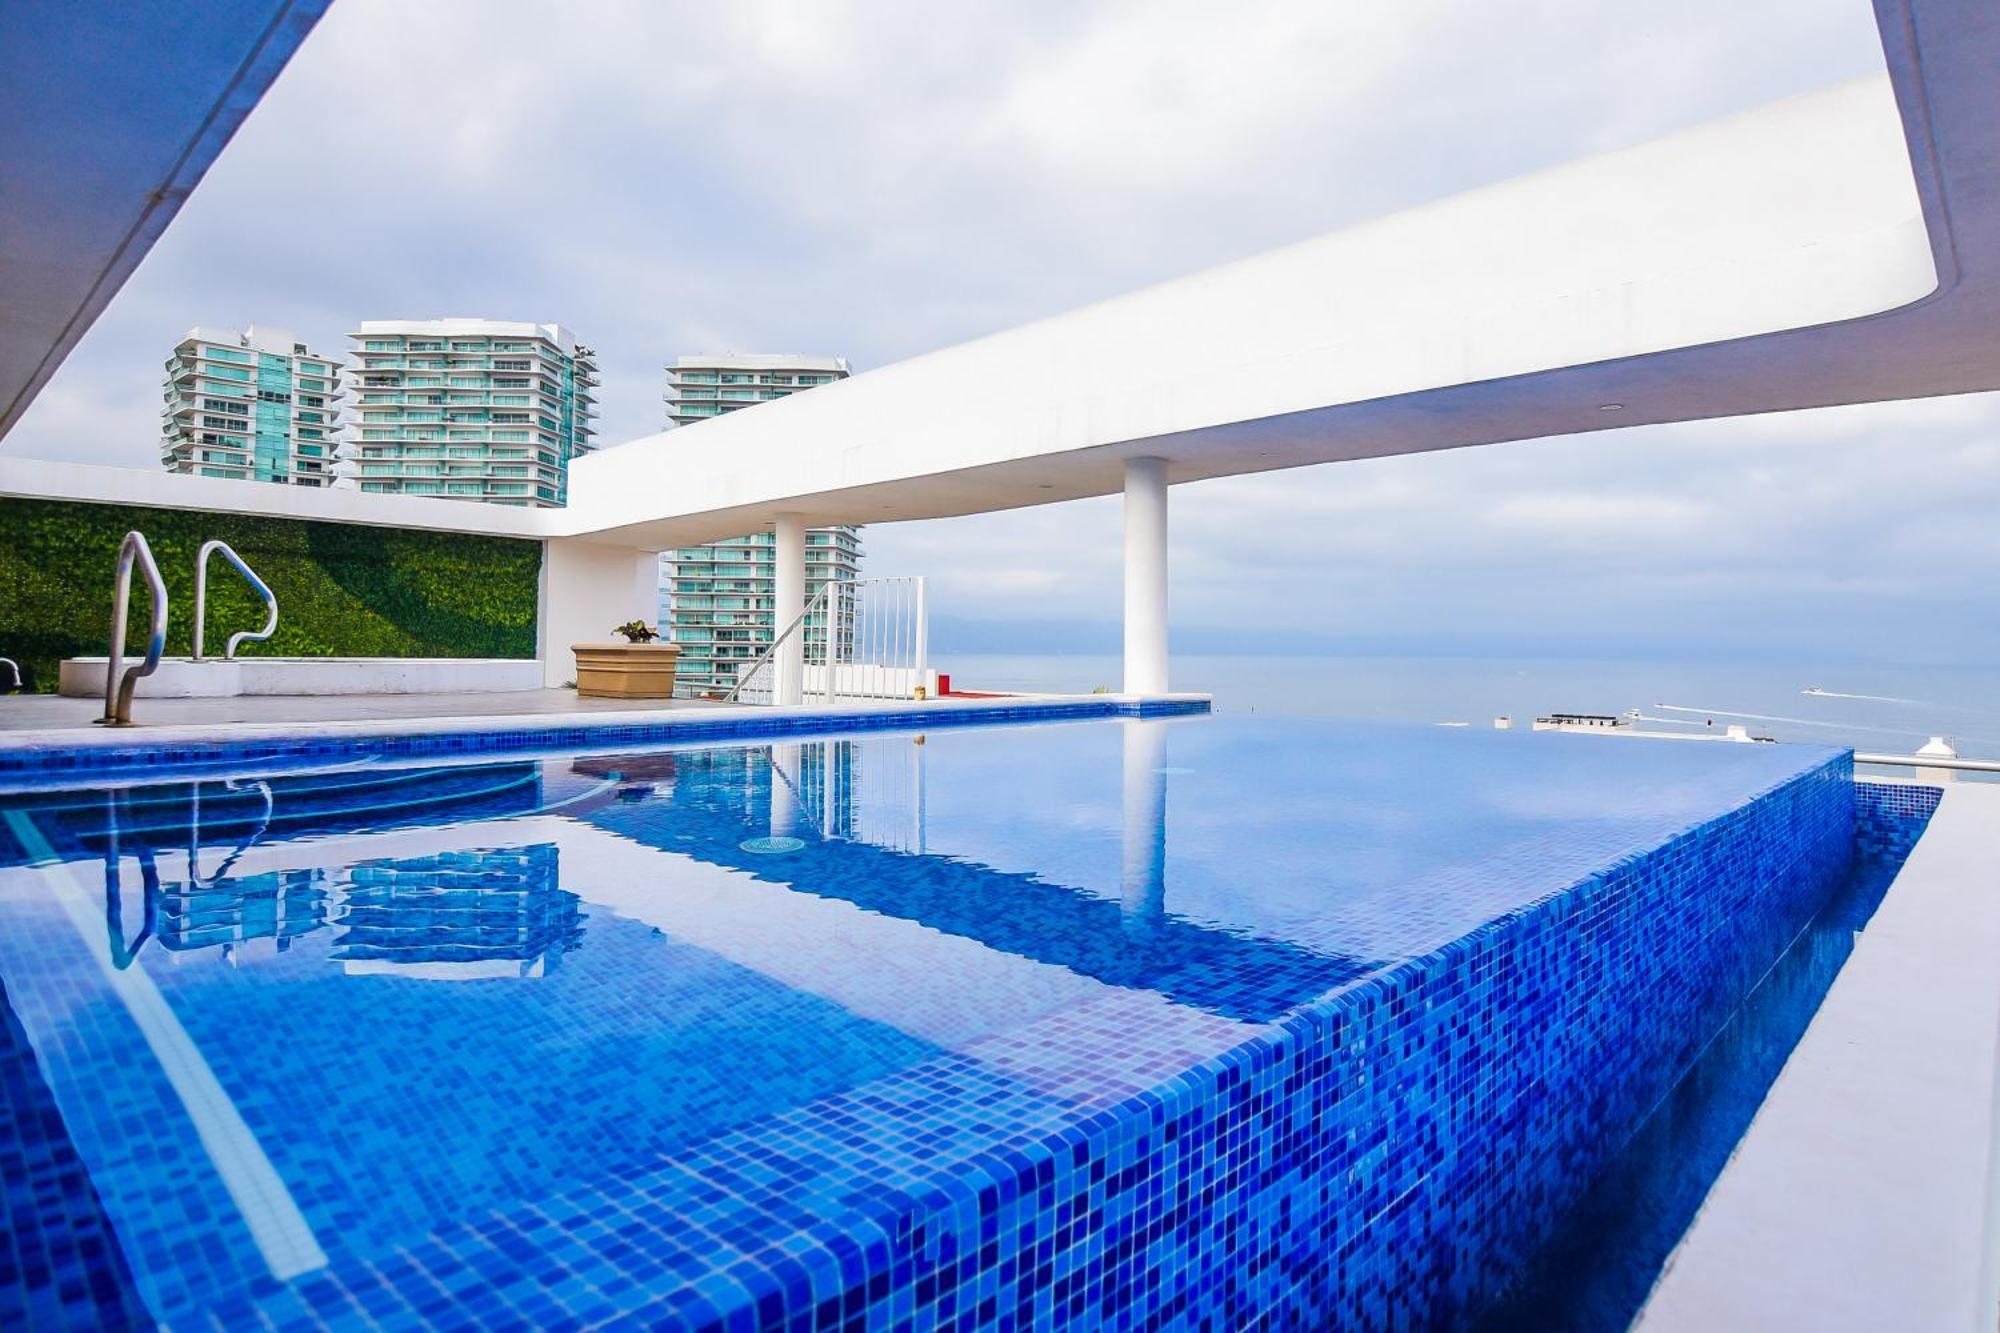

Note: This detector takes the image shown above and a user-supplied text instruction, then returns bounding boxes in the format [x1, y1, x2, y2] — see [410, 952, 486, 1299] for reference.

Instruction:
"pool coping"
[1634, 779, 2000, 1333]
[0, 691, 1213, 789]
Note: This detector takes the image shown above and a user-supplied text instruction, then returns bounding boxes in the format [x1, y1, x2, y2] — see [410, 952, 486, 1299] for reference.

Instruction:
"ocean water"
[944, 652, 2000, 757]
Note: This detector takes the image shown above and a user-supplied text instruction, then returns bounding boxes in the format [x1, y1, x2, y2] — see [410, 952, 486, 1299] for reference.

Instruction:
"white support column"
[1123, 456, 1169, 695]
[773, 512, 807, 706]
[912, 576, 930, 699]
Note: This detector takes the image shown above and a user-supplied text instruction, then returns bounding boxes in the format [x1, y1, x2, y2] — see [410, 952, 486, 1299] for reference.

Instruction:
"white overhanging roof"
[556, 0, 2000, 550]
[0, 0, 1992, 553]
[0, 0, 332, 439]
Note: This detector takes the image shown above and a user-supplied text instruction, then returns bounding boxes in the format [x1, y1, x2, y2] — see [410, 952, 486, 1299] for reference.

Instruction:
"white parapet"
[57, 657, 543, 699]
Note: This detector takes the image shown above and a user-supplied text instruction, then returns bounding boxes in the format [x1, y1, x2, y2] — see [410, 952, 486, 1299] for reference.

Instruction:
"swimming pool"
[0, 713, 1881, 1327]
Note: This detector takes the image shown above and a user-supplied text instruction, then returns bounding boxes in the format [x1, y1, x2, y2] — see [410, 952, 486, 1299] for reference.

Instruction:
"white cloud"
[982, 2, 1442, 191]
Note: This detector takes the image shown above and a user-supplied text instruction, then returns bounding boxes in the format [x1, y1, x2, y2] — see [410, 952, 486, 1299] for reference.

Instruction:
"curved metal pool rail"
[97, 530, 168, 727]
[102, 789, 158, 970]
[187, 778, 276, 888]
[193, 539, 278, 661]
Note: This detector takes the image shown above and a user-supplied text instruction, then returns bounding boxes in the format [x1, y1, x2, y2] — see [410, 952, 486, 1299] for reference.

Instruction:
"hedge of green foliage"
[0, 497, 541, 691]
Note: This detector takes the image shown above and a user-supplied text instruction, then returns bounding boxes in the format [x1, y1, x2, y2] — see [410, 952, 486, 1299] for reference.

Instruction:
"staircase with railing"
[90, 529, 281, 726]
[725, 575, 932, 706]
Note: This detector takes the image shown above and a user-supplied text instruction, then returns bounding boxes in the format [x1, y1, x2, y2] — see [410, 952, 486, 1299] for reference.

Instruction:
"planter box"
[573, 642, 680, 699]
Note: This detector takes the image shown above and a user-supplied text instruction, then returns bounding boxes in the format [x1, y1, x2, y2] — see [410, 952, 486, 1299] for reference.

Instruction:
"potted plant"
[572, 622, 681, 699]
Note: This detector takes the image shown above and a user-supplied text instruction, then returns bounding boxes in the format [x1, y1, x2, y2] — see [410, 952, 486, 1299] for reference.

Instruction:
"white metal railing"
[97, 531, 168, 727]
[721, 585, 829, 705]
[193, 539, 279, 661]
[728, 575, 932, 706]
[1855, 752, 2000, 774]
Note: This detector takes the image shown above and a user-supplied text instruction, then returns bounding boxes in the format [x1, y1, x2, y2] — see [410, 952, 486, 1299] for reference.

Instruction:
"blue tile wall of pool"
[609, 751, 1855, 1330]
[1854, 779, 1942, 863]
[0, 717, 1889, 1328]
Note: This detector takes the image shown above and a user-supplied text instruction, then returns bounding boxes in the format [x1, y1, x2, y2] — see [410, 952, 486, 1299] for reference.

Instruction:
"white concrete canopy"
[559, 0, 1999, 551]
[0, 0, 332, 438]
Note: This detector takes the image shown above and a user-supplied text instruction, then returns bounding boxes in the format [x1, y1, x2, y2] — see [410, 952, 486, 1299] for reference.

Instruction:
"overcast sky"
[11, 0, 1996, 664]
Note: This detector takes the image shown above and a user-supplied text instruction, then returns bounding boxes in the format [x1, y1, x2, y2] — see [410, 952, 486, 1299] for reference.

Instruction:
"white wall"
[537, 539, 663, 687]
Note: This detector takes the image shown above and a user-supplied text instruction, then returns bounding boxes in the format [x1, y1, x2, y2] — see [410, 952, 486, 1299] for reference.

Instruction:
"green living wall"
[0, 497, 542, 692]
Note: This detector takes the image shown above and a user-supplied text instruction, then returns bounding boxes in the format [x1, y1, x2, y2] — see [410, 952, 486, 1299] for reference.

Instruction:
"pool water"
[0, 715, 1870, 1327]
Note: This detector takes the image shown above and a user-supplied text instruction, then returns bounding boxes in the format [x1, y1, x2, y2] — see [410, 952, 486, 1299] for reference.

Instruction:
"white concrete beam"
[557, 0, 2000, 551]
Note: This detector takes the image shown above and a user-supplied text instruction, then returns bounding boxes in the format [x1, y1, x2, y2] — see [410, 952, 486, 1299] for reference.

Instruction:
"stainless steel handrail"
[97, 531, 168, 727]
[188, 778, 276, 887]
[1855, 752, 2000, 773]
[103, 788, 159, 970]
[193, 539, 278, 661]
[0, 658, 19, 691]
[722, 584, 831, 704]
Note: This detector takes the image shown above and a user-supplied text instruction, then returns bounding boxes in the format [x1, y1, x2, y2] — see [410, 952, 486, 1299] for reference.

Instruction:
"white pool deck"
[0, 688, 1205, 758]
[1637, 779, 2000, 1332]
[0, 687, 727, 732]
[54, 656, 546, 700]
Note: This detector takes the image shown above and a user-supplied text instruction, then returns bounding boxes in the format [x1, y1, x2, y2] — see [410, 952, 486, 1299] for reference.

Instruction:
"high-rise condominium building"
[663, 353, 848, 426]
[660, 354, 860, 696]
[339, 319, 597, 506]
[160, 326, 340, 485]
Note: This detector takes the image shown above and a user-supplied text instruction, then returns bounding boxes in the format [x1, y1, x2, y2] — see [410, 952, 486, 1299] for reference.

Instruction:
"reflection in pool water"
[0, 716, 1867, 1327]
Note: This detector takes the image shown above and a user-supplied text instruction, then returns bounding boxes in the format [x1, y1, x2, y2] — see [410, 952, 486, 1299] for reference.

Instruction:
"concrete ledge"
[1635, 782, 2000, 1332]
[57, 657, 543, 699]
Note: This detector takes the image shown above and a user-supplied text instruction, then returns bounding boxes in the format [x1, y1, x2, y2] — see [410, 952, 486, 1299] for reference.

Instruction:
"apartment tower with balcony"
[661, 354, 861, 696]
[160, 326, 340, 485]
[339, 319, 598, 506]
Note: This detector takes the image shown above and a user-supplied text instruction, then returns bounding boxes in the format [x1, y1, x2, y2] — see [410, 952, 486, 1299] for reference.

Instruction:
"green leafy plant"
[0, 497, 541, 691]
[613, 620, 659, 644]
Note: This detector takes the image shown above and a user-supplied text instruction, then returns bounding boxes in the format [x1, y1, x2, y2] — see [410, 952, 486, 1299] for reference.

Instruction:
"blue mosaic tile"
[0, 717, 1886, 1327]
[0, 977, 150, 1331]
[1854, 779, 1941, 863]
